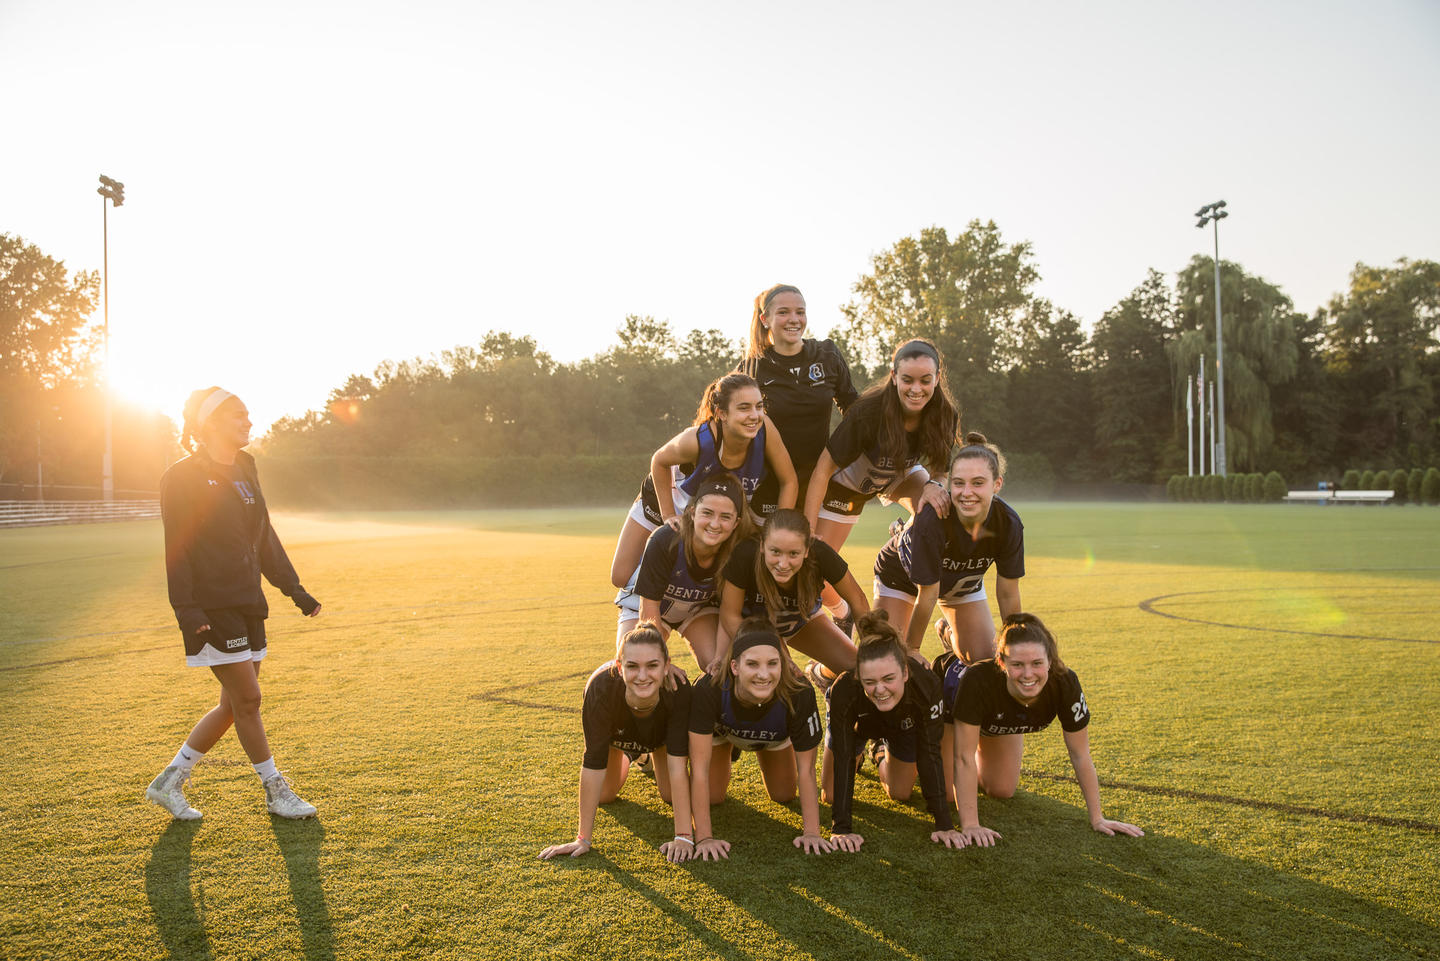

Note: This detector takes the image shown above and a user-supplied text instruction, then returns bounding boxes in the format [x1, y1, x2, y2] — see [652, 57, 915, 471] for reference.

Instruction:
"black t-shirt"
[951, 659, 1089, 737]
[580, 662, 692, 769]
[723, 536, 850, 637]
[824, 397, 922, 494]
[878, 500, 1025, 601]
[688, 673, 823, 752]
[826, 666, 952, 833]
[737, 339, 857, 478]
[634, 525, 721, 628]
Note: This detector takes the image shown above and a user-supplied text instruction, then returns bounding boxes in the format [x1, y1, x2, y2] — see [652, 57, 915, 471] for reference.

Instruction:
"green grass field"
[2, 502, 1438, 961]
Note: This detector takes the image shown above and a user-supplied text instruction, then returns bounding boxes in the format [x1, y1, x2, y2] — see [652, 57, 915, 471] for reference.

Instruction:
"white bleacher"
[1283, 490, 1394, 504]
[0, 499, 161, 528]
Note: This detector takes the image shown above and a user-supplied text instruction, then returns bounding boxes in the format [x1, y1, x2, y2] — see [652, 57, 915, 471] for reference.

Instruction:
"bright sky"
[4, 0, 1437, 432]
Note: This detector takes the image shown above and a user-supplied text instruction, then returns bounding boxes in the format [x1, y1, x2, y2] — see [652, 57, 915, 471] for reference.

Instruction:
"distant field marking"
[1138, 587, 1439, 645]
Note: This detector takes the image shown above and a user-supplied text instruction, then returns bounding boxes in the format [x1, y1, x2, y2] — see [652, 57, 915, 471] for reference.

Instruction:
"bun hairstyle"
[719, 615, 806, 708]
[852, 337, 959, 475]
[854, 609, 907, 675]
[614, 622, 671, 674]
[746, 284, 804, 358]
[181, 386, 233, 452]
[693, 372, 760, 433]
[679, 471, 753, 572]
[994, 613, 1065, 675]
[754, 509, 822, 624]
[951, 431, 1006, 481]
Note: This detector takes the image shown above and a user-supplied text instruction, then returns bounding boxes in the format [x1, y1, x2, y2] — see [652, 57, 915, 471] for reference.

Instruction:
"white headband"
[196, 389, 234, 427]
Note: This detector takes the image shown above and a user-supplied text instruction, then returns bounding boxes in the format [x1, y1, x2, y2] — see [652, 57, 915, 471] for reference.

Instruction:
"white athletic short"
[872, 578, 989, 606]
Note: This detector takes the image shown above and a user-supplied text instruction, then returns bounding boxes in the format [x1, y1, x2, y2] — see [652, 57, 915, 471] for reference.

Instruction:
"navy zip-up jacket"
[160, 448, 315, 635]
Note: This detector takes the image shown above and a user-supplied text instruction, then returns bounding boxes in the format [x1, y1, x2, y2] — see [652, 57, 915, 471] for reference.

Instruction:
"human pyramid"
[538, 284, 1144, 862]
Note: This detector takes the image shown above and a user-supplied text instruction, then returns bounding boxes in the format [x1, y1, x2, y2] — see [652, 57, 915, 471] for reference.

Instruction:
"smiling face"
[949, 453, 1002, 523]
[732, 644, 782, 704]
[620, 639, 667, 706]
[717, 385, 764, 442]
[1000, 640, 1050, 704]
[201, 397, 252, 453]
[857, 652, 908, 712]
[691, 493, 740, 552]
[764, 291, 807, 355]
[762, 527, 808, 587]
[893, 356, 937, 418]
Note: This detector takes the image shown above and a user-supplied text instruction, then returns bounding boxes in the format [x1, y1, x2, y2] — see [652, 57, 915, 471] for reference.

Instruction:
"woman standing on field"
[146, 387, 321, 821]
[539, 624, 696, 862]
[944, 613, 1143, 845]
[736, 284, 858, 518]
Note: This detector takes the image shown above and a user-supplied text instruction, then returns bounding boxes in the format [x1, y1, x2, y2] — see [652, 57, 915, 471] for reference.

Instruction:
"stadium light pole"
[1194, 200, 1228, 476]
[97, 175, 125, 502]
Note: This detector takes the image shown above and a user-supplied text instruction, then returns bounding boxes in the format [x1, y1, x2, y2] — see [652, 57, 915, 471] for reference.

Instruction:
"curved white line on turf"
[1138, 587, 1439, 644]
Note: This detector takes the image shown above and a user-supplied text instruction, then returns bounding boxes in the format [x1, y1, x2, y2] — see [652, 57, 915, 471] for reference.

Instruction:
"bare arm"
[792, 747, 833, 854]
[538, 766, 606, 859]
[804, 449, 839, 530]
[762, 413, 798, 510]
[952, 721, 1001, 846]
[717, 579, 743, 651]
[1063, 726, 1143, 838]
[905, 583, 941, 653]
[651, 427, 702, 528]
[832, 571, 870, 620]
[892, 468, 951, 519]
[995, 576, 1022, 621]
[659, 752, 696, 862]
[689, 732, 730, 860]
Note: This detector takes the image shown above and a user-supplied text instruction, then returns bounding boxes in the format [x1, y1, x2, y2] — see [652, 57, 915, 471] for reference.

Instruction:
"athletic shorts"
[627, 473, 692, 530]
[817, 465, 923, 525]
[750, 474, 810, 518]
[184, 609, 267, 667]
[616, 587, 718, 634]
[872, 572, 988, 607]
[826, 719, 919, 763]
[713, 732, 792, 753]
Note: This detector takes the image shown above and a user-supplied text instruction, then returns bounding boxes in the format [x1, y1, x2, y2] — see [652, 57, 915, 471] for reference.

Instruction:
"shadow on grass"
[270, 817, 335, 961]
[145, 820, 211, 961]
[595, 785, 1437, 961]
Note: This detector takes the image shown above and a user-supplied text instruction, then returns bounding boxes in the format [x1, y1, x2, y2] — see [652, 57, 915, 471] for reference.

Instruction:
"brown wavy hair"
[752, 510, 824, 629]
[849, 338, 959, 475]
[994, 613, 1066, 675]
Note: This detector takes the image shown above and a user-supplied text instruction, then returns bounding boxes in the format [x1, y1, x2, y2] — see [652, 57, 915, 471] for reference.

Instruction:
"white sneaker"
[263, 773, 317, 819]
[146, 765, 202, 821]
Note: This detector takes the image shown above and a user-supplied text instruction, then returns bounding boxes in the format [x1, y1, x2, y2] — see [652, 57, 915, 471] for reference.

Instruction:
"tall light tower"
[1194, 200, 1228, 476]
[97, 175, 125, 501]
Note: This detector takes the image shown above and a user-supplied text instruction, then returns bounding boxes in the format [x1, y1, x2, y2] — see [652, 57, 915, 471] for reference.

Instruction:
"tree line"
[3, 224, 1437, 505]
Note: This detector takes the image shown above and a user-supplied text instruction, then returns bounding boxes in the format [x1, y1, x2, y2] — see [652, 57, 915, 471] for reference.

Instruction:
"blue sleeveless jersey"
[717, 683, 790, 747]
[677, 421, 768, 501]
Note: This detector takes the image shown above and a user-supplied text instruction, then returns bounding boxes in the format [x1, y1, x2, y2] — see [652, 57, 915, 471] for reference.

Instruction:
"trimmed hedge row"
[1165, 472, 1286, 503]
[1167, 467, 1440, 503]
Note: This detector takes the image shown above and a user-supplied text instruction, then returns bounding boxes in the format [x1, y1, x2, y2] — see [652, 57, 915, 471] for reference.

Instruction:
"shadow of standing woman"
[270, 816, 335, 961]
[145, 820, 213, 961]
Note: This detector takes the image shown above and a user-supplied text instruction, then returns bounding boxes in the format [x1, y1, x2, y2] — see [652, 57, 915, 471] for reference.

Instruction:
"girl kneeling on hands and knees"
[946, 613, 1143, 846]
[540, 624, 696, 862]
[688, 618, 832, 859]
[822, 611, 963, 851]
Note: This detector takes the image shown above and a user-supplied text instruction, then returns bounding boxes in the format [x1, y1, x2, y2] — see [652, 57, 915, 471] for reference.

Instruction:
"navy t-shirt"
[723, 536, 849, 637]
[581, 663, 692, 769]
[950, 659, 1089, 737]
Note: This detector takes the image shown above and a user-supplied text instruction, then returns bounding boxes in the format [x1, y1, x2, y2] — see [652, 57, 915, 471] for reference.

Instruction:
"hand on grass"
[696, 837, 730, 861]
[659, 838, 694, 862]
[538, 838, 591, 860]
[960, 824, 1001, 847]
[793, 833, 833, 855]
[931, 828, 967, 849]
[830, 832, 864, 853]
[1092, 818, 1144, 837]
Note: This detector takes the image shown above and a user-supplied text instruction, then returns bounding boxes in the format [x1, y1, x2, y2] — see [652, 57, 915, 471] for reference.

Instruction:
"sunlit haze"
[3, 0, 1437, 432]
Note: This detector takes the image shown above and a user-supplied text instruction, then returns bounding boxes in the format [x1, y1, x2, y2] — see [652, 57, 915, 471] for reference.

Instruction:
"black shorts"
[183, 608, 267, 666]
[750, 474, 811, 518]
[819, 478, 872, 519]
[830, 714, 919, 763]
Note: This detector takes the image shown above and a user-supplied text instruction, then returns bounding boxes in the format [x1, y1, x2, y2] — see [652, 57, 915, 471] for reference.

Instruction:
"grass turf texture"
[1, 503, 1437, 961]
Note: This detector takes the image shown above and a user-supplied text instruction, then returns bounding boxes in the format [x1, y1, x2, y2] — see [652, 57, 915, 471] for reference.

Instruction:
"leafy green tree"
[1171, 257, 1300, 473]
[1006, 302, 1095, 482]
[1373, 469, 1391, 494]
[839, 221, 1042, 439]
[1225, 473, 1244, 502]
[1245, 473, 1263, 503]
[1359, 469, 1376, 491]
[1089, 271, 1176, 483]
[0, 234, 101, 484]
[1409, 468, 1425, 504]
[1341, 468, 1361, 490]
[1324, 259, 1440, 461]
